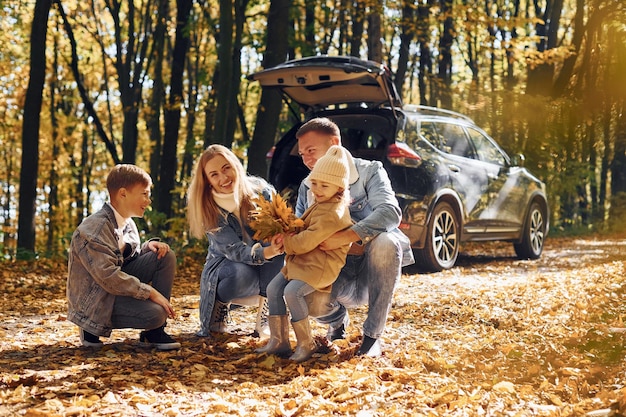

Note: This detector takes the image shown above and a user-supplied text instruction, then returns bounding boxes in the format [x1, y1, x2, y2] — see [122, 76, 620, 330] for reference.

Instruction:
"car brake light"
[266, 146, 275, 160]
[387, 143, 421, 167]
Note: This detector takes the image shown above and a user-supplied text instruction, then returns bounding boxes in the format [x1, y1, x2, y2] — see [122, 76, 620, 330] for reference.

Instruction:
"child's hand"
[149, 288, 176, 319]
[147, 240, 170, 259]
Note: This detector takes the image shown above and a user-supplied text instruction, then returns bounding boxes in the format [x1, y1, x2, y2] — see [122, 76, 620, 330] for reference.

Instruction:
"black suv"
[250, 56, 549, 272]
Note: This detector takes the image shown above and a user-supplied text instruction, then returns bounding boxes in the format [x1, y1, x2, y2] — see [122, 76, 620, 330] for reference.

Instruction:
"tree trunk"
[17, 0, 52, 256]
[47, 29, 60, 255]
[612, 108, 626, 195]
[611, 24, 626, 196]
[180, 29, 202, 182]
[506, 0, 521, 87]
[56, 0, 121, 164]
[107, 0, 154, 163]
[214, 0, 235, 147]
[438, 0, 453, 82]
[394, 0, 415, 97]
[526, 0, 564, 95]
[437, 0, 454, 107]
[302, 0, 315, 56]
[2, 145, 16, 256]
[350, 0, 364, 57]
[227, 0, 248, 146]
[417, 1, 432, 105]
[366, 4, 382, 63]
[552, 0, 584, 96]
[156, 0, 192, 218]
[148, 0, 169, 180]
[248, 0, 291, 178]
[337, 0, 348, 55]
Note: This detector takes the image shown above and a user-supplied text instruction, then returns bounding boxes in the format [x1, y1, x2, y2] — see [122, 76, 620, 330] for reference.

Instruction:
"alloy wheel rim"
[529, 209, 544, 254]
[433, 210, 457, 265]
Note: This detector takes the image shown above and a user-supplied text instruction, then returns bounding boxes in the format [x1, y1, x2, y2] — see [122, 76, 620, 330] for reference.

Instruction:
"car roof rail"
[403, 104, 474, 123]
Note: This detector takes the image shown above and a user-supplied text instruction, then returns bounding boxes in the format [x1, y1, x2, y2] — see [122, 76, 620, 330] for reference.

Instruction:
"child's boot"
[255, 315, 292, 357]
[289, 318, 317, 362]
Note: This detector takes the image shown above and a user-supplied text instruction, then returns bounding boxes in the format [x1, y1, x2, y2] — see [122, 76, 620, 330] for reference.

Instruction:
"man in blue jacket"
[295, 118, 415, 357]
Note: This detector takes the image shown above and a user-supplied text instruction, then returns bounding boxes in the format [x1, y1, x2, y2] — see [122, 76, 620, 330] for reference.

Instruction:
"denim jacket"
[196, 180, 276, 336]
[67, 203, 153, 337]
[296, 153, 414, 266]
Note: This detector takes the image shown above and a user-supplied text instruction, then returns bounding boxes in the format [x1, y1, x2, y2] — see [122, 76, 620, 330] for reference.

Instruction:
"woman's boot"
[289, 318, 317, 363]
[254, 297, 270, 338]
[209, 300, 230, 333]
[255, 315, 292, 357]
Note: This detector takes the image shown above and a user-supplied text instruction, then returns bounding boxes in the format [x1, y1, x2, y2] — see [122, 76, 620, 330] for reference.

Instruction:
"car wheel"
[514, 201, 546, 260]
[415, 201, 459, 272]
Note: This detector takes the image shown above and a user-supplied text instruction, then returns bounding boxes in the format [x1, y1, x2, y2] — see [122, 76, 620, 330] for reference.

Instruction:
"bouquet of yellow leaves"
[249, 192, 305, 242]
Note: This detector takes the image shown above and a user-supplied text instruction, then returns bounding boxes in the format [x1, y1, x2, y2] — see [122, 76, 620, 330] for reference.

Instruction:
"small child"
[67, 164, 180, 350]
[256, 145, 353, 362]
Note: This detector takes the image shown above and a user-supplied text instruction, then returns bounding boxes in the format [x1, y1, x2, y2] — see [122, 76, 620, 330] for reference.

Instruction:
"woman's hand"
[264, 234, 284, 259]
[271, 234, 284, 247]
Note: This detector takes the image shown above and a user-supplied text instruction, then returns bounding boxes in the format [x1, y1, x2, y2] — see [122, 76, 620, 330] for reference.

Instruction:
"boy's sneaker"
[80, 329, 104, 348]
[139, 327, 181, 351]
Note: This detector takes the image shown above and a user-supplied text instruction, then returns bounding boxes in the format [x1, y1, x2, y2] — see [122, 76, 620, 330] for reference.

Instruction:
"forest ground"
[1, 235, 625, 416]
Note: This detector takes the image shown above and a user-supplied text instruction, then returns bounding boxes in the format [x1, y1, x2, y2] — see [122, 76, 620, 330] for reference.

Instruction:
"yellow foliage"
[249, 192, 304, 242]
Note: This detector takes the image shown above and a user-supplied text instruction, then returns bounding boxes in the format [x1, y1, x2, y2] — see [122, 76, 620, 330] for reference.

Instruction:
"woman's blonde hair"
[187, 145, 262, 239]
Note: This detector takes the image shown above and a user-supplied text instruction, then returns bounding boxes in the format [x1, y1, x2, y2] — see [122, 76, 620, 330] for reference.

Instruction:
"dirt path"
[1, 236, 625, 416]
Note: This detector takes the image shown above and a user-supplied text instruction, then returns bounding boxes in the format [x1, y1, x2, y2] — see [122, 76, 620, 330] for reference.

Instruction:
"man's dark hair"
[296, 117, 341, 139]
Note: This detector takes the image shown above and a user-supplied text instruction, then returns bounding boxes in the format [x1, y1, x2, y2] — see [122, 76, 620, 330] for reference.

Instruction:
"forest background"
[0, 0, 625, 259]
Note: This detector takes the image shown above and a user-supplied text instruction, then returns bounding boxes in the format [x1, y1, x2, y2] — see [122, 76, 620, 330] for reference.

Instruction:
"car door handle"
[448, 164, 460, 173]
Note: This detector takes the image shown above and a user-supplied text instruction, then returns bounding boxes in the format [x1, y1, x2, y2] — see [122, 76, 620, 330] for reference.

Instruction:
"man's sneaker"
[326, 312, 350, 341]
[139, 327, 181, 351]
[327, 324, 347, 341]
[80, 328, 104, 348]
[356, 336, 382, 357]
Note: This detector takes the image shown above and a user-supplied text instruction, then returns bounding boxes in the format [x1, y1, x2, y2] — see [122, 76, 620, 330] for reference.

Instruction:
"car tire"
[415, 201, 459, 272]
[514, 201, 546, 260]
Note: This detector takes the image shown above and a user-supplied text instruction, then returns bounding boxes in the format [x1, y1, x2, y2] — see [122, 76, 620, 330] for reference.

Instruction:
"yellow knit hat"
[308, 145, 350, 190]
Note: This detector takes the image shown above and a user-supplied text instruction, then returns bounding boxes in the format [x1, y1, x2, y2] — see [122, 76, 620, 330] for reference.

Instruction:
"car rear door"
[248, 56, 402, 111]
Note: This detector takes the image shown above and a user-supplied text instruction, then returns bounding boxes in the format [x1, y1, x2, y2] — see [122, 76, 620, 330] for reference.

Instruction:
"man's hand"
[147, 240, 170, 259]
[319, 229, 360, 251]
[149, 288, 176, 319]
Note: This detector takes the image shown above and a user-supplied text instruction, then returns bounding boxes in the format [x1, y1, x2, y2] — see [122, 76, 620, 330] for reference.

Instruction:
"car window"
[365, 132, 386, 149]
[436, 123, 475, 159]
[341, 128, 386, 150]
[467, 128, 506, 166]
[340, 128, 365, 151]
[417, 122, 441, 149]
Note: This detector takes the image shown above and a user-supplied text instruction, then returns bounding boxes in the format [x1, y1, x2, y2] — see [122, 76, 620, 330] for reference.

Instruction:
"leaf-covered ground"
[1, 236, 626, 417]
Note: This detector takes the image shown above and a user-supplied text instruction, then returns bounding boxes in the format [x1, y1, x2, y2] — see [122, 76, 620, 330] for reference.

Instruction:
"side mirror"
[510, 153, 525, 167]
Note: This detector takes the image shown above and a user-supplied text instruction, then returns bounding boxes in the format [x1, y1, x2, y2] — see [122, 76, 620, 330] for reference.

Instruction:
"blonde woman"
[187, 145, 284, 337]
